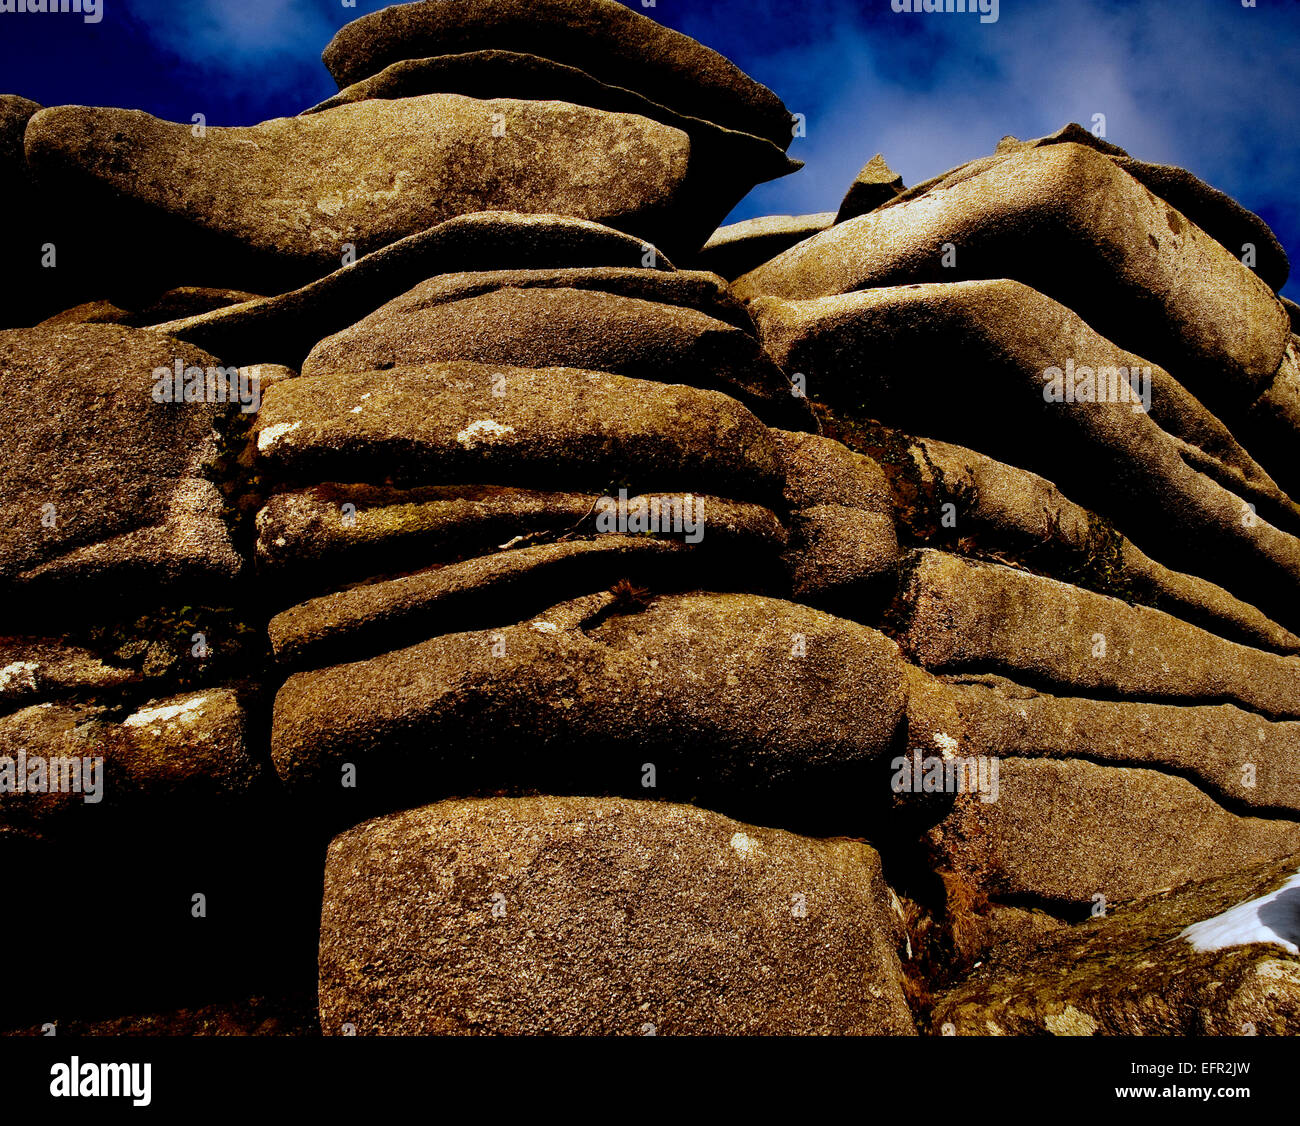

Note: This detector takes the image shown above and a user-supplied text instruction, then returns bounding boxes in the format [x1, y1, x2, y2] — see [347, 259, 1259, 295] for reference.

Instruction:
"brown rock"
[321, 0, 797, 149]
[0, 325, 242, 604]
[933, 852, 1300, 1035]
[736, 144, 1289, 422]
[930, 757, 1300, 907]
[303, 49, 797, 186]
[271, 591, 908, 817]
[906, 669, 1300, 817]
[300, 287, 810, 427]
[25, 95, 713, 292]
[318, 795, 914, 1035]
[834, 153, 904, 224]
[39, 288, 262, 328]
[898, 550, 1300, 719]
[693, 213, 835, 281]
[900, 433, 1300, 653]
[152, 210, 673, 368]
[297, 265, 756, 333]
[267, 530, 781, 671]
[254, 362, 787, 500]
[0, 689, 261, 839]
[751, 280, 1300, 629]
[771, 430, 899, 614]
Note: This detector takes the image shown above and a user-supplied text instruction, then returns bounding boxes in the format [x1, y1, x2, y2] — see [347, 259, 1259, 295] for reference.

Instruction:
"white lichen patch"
[1256, 959, 1300, 985]
[934, 731, 960, 761]
[0, 660, 39, 693]
[1180, 866, 1300, 956]
[123, 695, 209, 729]
[1044, 1005, 1098, 1036]
[456, 419, 515, 447]
[530, 621, 559, 635]
[729, 832, 759, 859]
[257, 420, 300, 451]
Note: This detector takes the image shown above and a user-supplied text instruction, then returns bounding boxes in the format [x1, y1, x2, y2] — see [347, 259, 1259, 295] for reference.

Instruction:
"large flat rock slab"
[906, 669, 1300, 818]
[151, 211, 673, 368]
[929, 757, 1300, 908]
[736, 144, 1289, 420]
[321, 0, 796, 150]
[304, 49, 798, 187]
[253, 362, 786, 500]
[898, 550, 1300, 720]
[271, 591, 907, 817]
[301, 286, 809, 427]
[753, 280, 1300, 628]
[318, 795, 914, 1035]
[891, 432, 1300, 654]
[25, 95, 704, 292]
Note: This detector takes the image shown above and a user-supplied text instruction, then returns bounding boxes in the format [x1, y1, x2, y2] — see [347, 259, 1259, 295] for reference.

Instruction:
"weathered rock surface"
[271, 591, 907, 814]
[933, 852, 1300, 1035]
[929, 757, 1300, 908]
[39, 288, 261, 328]
[0, 638, 137, 709]
[300, 265, 756, 333]
[752, 280, 1300, 629]
[6, 3, 1299, 1043]
[694, 213, 835, 281]
[254, 362, 786, 499]
[987, 123, 1289, 290]
[736, 144, 1290, 424]
[25, 95, 714, 292]
[898, 550, 1300, 720]
[255, 479, 784, 603]
[834, 153, 905, 224]
[267, 532, 779, 670]
[0, 689, 261, 839]
[319, 795, 914, 1035]
[0, 325, 242, 601]
[1243, 337, 1300, 501]
[303, 49, 798, 184]
[905, 670, 1300, 817]
[771, 430, 899, 614]
[152, 211, 672, 368]
[321, 0, 797, 150]
[301, 287, 810, 426]
[895, 433, 1300, 653]
[884, 122, 1289, 292]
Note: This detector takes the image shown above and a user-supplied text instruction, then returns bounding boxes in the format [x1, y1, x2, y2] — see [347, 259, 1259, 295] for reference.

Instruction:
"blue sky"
[2, 0, 1297, 299]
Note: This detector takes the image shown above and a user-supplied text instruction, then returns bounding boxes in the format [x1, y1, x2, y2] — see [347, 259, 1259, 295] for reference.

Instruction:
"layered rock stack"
[2, 3, 1298, 1037]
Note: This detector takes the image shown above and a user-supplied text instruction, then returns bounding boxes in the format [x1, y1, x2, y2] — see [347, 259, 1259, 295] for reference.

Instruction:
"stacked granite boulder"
[2, 2, 1298, 1037]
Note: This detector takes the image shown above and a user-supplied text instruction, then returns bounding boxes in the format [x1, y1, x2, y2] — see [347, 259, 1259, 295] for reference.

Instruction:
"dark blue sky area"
[1, 0, 1297, 299]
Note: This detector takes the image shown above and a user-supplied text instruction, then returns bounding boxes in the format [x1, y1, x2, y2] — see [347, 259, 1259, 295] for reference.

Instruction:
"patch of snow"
[1180, 866, 1300, 956]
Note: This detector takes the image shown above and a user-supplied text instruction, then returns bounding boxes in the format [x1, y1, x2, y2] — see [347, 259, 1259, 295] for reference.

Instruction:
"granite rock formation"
[2, 1, 1297, 1038]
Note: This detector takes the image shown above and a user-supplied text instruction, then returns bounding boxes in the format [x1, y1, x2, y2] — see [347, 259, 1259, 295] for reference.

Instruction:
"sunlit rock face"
[3, 0, 1298, 1039]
